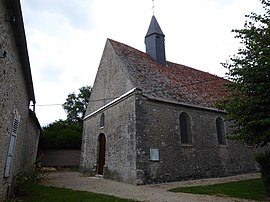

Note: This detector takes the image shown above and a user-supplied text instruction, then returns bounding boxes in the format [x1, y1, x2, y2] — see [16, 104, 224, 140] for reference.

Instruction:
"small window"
[100, 113, 105, 128]
[180, 112, 192, 144]
[216, 117, 226, 145]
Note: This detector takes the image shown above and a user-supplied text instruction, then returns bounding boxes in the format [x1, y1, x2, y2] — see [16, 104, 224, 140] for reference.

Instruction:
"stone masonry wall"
[81, 92, 137, 184]
[0, 0, 40, 199]
[19, 112, 40, 168]
[85, 39, 134, 115]
[39, 150, 81, 167]
[135, 96, 260, 184]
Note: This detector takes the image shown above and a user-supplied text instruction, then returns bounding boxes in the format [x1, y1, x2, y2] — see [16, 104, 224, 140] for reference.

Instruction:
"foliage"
[16, 183, 139, 202]
[39, 85, 91, 150]
[217, 0, 270, 147]
[255, 150, 270, 196]
[13, 162, 45, 197]
[39, 120, 82, 150]
[170, 178, 266, 201]
[63, 86, 91, 123]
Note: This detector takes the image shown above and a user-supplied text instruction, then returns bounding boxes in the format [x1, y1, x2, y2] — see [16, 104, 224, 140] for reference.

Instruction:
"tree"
[62, 86, 91, 123]
[218, 0, 270, 147]
[40, 85, 91, 150]
[39, 120, 82, 149]
[218, 1, 270, 196]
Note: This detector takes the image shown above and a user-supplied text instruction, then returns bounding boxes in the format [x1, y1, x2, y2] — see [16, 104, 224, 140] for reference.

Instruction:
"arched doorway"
[98, 133, 106, 175]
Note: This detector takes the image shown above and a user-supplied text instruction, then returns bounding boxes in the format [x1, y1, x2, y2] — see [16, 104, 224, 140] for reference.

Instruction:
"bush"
[255, 150, 270, 196]
[13, 161, 45, 196]
[39, 120, 82, 150]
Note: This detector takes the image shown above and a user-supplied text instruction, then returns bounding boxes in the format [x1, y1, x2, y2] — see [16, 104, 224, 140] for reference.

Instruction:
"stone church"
[81, 15, 259, 185]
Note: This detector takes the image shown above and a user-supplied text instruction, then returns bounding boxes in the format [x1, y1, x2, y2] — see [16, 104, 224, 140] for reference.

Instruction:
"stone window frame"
[216, 117, 227, 146]
[99, 113, 105, 128]
[179, 111, 192, 145]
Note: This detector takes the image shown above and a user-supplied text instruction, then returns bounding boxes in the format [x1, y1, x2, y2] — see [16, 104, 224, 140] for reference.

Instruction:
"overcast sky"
[20, 0, 263, 126]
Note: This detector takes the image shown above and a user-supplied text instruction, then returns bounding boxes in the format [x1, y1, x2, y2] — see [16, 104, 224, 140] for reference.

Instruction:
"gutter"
[84, 88, 137, 120]
[144, 95, 227, 114]
[84, 87, 226, 122]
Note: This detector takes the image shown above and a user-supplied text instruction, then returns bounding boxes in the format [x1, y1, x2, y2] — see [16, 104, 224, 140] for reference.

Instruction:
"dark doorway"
[98, 134, 106, 175]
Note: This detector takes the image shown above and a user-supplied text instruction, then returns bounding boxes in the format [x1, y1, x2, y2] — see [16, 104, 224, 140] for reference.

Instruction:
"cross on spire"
[152, 0, 155, 15]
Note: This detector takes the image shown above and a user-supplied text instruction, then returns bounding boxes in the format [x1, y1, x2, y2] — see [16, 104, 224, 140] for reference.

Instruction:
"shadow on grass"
[169, 178, 268, 201]
[9, 183, 139, 202]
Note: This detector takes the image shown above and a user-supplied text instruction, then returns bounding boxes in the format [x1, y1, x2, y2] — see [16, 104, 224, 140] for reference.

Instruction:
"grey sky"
[20, 0, 263, 126]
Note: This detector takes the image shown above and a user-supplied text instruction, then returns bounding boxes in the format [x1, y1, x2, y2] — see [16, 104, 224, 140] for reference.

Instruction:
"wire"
[36, 104, 62, 106]
[35, 97, 118, 107]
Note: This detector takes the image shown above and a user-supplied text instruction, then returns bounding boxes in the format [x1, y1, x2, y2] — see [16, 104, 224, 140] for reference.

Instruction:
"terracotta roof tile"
[109, 39, 229, 108]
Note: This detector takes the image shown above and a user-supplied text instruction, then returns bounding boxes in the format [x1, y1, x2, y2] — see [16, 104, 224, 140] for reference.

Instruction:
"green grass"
[13, 183, 138, 202]
[170, 178, 267, 201]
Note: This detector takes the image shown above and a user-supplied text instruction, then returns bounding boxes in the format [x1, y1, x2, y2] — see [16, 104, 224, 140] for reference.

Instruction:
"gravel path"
[41, 171, 260, 202]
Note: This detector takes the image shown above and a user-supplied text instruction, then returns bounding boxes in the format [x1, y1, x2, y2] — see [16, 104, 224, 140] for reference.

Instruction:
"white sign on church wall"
[150, 148, 159, 161]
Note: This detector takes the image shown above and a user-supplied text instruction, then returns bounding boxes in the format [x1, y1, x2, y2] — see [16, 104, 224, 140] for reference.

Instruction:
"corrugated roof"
[109, 39, 229, 108]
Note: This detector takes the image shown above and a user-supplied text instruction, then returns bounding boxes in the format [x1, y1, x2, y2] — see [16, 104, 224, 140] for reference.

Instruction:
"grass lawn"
[170, 178, 267, 201]
[12, 183, 139, 202]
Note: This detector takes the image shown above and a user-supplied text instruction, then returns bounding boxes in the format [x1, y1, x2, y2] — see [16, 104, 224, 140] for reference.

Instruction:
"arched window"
[100, 113, 105, 128]
[216, 117, 226, 145]
[180, 112, 192, 144]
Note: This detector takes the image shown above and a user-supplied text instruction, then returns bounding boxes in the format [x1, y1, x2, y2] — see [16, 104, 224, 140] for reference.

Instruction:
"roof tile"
[109, 39, 229, 108]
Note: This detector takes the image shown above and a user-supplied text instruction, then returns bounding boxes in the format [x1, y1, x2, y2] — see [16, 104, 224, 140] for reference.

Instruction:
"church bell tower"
[145, 15, 166, 65]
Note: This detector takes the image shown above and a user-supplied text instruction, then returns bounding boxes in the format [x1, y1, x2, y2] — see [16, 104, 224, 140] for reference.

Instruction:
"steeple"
[145, 15, 166, 65]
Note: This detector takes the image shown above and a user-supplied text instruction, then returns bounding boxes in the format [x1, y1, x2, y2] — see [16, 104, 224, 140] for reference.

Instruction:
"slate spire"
[145, 15, 166, 65]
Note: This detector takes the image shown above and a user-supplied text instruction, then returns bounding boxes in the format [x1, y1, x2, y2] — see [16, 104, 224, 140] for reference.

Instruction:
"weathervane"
[152, 0, 155, 15]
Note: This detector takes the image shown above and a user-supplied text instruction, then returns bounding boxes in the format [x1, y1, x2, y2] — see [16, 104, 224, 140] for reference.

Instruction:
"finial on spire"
[152, 0, 155, 15]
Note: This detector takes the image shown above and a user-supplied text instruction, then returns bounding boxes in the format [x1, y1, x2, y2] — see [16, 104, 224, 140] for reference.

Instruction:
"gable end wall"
[85, 40, 134, 115]
[81, 92, 137, 184]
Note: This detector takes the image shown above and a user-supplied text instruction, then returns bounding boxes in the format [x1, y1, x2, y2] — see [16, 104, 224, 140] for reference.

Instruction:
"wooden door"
[98, 134, 106, 175]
